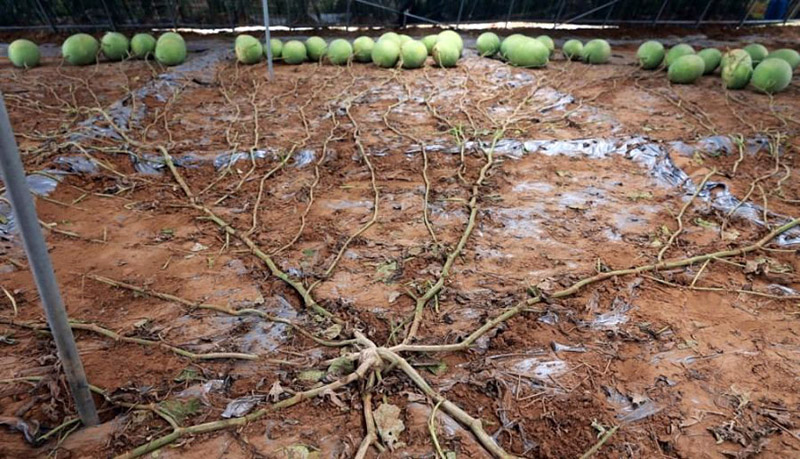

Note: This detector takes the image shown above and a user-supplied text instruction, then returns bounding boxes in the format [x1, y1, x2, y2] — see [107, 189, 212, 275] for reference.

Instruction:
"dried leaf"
[158, 398, 201, 424]
[221, 395, 264, 418]
[322, 324, 342, 340]
[268, 381, 285, 402]
[297, 370, 325, 383]
[327, 356, 355, 377]
[373, 403, 406, 450]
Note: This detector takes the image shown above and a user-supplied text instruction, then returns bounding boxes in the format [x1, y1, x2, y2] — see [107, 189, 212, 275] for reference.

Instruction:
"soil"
[0, 25, 799, 459]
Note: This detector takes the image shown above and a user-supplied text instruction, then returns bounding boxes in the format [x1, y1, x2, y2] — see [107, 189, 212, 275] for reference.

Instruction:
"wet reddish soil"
[1, 26, 799, 459]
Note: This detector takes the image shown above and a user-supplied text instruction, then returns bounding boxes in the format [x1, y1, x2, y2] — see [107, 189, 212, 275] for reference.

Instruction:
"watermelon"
[477, 32, 501, 57]
[101, 32, 129, 61]
[372, 39, 400, 68]
[234, 34, 263, 65]
[743, 43, 769, 65]
[508, 37, 549, 68]
[721, 49, 753, 90]
[282, 40, 307, 65]
[562, 39, 583, 61]
[401, 40, 428, 69]
[665, 44, 694, 67]
[582, 39, 611, 64]
[697, 48, 721, 74]
[668, 54, 705, 84]
[62, 33, 99, 66]
[432, 41, 459, 68]
[637, 40, 664, 69]
[353, 36, 375, 62]
[327, 39, 352, 65]
[131, 33, 156, 59]
[751, 58, 793, 93]
[8, 39, 40, 68]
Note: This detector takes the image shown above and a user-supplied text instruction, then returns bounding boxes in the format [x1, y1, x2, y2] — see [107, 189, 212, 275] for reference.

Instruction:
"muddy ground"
[1, 26, 799, 459]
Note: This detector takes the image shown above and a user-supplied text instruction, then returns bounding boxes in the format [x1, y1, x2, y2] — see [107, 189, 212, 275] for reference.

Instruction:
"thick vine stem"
[88, 275, 355, 347]
[116, 352, 378, 459]
[404, 136, 498, 343]
[3, 319, 259, 361]
[193, 204, 342, 323]
[397, 217, 800, 354]
[658, 168, 717, 261]
[377, 348, 519, 459]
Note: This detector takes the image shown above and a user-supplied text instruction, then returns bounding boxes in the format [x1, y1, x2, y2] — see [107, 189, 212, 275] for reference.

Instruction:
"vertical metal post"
[100, 0, 116, 30]
[169, 0, 178, 29]
[654, 0, 670, 26]
[738, 0, 756, 27]
[346, 0, 352, 31]
[262, 0, 275, 81]
[784, 0, 800, 24]
[603, 0, 618, 27]
[456, 0, 466, 28]
[0, 94, 99, 428]
[695, 0, 713, 28]
[553, 0, 567, 29]
[505, 0, 516, 28]
[32, 0, 57, 33]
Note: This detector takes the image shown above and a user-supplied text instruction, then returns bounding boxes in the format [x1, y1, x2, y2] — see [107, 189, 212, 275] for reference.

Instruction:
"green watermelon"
[401, 40, 428, 69]
[8, 39, 40, 68]
[668, 54, 705, 84]
[767, 48, 800, 70]
[282, 40, 307, 64]
[235, 34, 263, 65]
[372, 39, 400, 68]
[422, 35, 438, 55]
[665, 44, 694, 67]
[562, 39, 583, 61]
[62, 33, 99, 66]
[155, 36, 186, 66]
[508, 37, 549, 68]
[327, 39, 352, 65]
[536, 35, 555, 56]
[743, 43, 769, 65]
[305, 36, 327, 61]
[131, 33, 156, 59]
[476, 32, 501, 57]
[353, 36, 375, 62]
[101, 32, 129, 61]
[637, 40, 664, 69]
[266, 38, 283, 59]
[697, 48, 722, 74]
[721, 49, 753, 90]
[751, 58, 793, 94]
[432, 41, 459, 68]
[582, 39, 611, 64]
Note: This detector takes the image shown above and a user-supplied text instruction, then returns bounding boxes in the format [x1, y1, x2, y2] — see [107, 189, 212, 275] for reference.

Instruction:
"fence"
[2, 0, 798, 31]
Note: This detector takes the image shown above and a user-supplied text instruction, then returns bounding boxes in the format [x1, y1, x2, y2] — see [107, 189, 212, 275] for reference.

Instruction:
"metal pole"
[602, 0, 618, 27]
[695, 0, 713, 28]
[505, 0, 516, 28]
[553, 0, 567, 29]
[738, 0, 757, 27]
[654, 0, 670, 26]
[262, 0, 274, 81]
[346, 0, 352, 31]
[785, 0, 800, 24]
[0, 94, 99, 428]
[100, 0, 117, 30]
[32, 0, 57, 33]
[561, 0, 622, 25]
[354, 0, 441, 25]
[456, 0, 466, 28]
